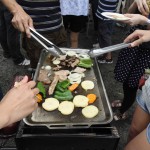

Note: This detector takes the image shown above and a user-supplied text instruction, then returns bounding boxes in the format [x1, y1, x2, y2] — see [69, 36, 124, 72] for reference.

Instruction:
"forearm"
[0, 102, 10, 129]
[1, 0, 23, 15]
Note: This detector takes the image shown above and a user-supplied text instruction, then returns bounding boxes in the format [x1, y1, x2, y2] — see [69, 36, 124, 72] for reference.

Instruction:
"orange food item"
[36, 93, 42, 103]
[68, 83, 79, 91]
[87, 94, 97, 104]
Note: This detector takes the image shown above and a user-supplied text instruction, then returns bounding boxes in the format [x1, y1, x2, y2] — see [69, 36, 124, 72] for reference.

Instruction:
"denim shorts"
[137, 80, 150, 144]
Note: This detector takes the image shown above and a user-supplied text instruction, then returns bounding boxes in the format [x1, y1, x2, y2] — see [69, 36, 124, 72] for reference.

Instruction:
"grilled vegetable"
[87, 94, 97, 104]
[58, 101, 74, 115]
[56, 83, 66, 92]
[37, 82, 46, 98]
[36, 93, 43, 103]
[68, 83, 79, 91]
[60, 79, 70, 88]
[56, 80, 70, 92]
[42, 98, 59, 111]
[54, 90, 73, 101]
[73, 95, 89, 107]
[78, 58, 93, 68]
[82, 105, 99, 118]
[81, 80, 94, 90]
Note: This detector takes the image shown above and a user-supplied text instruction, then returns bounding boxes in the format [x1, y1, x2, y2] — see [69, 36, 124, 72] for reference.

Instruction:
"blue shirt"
[60, 0, 89, 16]
[96, 0, 119, 20]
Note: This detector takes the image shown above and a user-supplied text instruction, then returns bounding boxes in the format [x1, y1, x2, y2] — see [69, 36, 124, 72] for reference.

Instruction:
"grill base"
[15, 122, 119, 150]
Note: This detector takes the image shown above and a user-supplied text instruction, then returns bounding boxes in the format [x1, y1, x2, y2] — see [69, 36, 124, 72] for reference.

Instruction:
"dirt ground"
[0, 23, 136, 149]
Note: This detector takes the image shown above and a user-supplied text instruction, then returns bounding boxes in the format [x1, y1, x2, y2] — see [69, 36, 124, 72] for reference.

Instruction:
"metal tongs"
[29, 27, 65, 57]
[88, 43, 131, 58]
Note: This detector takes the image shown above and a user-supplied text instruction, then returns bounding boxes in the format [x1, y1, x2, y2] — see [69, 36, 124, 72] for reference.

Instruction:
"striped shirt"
[96, 0, 119, 20]
[18, 0, 63, 33]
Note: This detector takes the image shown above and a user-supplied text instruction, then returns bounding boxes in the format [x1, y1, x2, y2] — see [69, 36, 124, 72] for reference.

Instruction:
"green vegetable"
[54, 90, 73, 101]
[78, 58, 93, 68]
[56, 83, 66, 92]
[37, 82, 46, 98]
[54, 95, 73, 101]
[56, 80, 70, 92]
[60, 80, 70, 88]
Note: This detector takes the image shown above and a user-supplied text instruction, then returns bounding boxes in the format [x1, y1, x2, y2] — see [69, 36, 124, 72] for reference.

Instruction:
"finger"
[131, 38, 143, 47]
[19, 76, 28, 84]
[11, 20, 18, 30]
[11, 19, 20, 31]
[27, 81, 36, 89]
[28, 18, 34, 38]
[18, 21, 25, 32]
[143, 0, 149, 14]
[28, 18, 34, 29]
[32, 88, 40, 95]
[138, 4, 149, 16]
[124, 33, 136, 43]
[23, 22, 31, 38]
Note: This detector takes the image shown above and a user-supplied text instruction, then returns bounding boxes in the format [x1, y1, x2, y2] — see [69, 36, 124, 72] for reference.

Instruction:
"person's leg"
[4, 8, 24, 64]
[69, 15, 87, 48]
[62, 15, 70, 31]
[97, 20, 114, 62]
[70, 31, 79, 48]
[0, 6, 11, 58]
[119, 83, 138, 114]
[128, 105, 150, 142]
[125, 129, 150, 150]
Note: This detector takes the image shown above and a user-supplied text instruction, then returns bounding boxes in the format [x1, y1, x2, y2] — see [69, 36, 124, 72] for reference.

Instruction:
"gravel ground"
[0, 23, 136, 150]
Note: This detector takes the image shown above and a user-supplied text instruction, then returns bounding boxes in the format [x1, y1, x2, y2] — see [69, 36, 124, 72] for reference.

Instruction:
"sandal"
[113, 112, 128, 121]
[111, 100, 122, 108]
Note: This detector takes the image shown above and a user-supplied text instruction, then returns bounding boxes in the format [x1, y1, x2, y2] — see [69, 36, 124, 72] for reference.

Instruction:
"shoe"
[111, 100, 122, 108]
[113, 112, 127, 121]
[98, 58, 113, 64]
[18, 58, 30, 66]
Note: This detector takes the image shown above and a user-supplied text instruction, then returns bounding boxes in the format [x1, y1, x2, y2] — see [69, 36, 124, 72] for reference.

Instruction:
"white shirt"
[60, 0, 89, 16]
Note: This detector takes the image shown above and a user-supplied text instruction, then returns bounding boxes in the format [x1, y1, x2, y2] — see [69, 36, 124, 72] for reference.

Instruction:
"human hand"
[124, 29, 150, 47]
[123, 14, 148, 26]
[0, 76, 39, 129]
[135, 0, 149, 16]
[11, 5, 33, 38]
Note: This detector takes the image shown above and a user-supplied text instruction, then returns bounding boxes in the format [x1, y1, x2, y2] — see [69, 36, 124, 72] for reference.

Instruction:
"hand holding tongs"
[88, 43, 131, 58]
[29, 27, 65, 57]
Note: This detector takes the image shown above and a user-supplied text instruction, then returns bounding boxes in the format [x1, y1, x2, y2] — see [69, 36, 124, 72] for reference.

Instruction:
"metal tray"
[23, 48, 113, 129]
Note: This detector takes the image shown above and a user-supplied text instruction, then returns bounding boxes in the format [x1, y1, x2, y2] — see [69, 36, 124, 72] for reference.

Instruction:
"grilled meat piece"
[48, 75, 59, 95]
[37, 69, 51, 84]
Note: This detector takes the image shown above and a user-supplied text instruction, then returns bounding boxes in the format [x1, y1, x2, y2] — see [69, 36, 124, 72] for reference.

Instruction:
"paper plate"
[101, 12, 130, 21]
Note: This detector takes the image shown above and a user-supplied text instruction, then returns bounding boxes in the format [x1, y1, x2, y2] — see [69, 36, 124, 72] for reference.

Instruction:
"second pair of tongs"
[88, 43, 131, 58]
[29, 27, 65, 57]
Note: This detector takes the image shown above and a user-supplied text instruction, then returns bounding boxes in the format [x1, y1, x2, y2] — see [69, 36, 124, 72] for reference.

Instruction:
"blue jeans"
[0, 5, 24, 64]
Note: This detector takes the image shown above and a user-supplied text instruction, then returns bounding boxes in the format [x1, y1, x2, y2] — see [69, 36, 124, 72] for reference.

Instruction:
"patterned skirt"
[114, 26, 150, 87]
